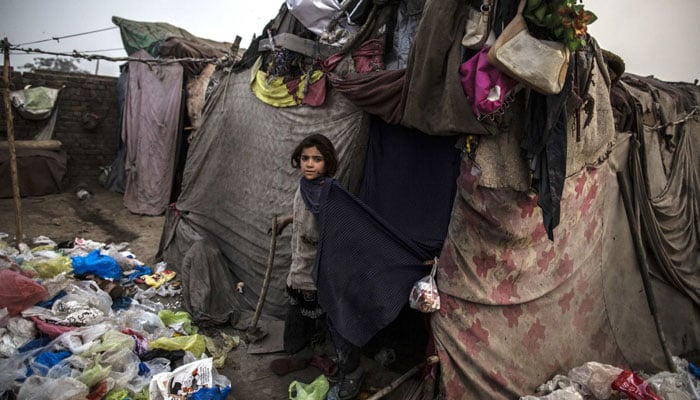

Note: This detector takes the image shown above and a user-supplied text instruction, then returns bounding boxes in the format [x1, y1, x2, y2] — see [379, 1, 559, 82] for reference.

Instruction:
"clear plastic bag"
[17, 375, 89, 400]
[409, 259, 440, 313]
[568, 361, 623, 399]
[58, 280, 113, 316]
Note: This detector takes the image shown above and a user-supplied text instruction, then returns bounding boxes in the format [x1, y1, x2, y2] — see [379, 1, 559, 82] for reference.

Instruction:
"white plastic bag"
[409, 258, 440, 313]
[149, 357, 215, 400]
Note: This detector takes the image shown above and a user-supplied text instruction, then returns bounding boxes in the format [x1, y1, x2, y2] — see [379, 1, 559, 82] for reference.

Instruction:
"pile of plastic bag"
[520, 358, 700, 400]
[0, 234, 237, 400]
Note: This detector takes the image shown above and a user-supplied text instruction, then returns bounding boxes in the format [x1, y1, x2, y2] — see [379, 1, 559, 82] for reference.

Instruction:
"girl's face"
[300, 145, 326, 180]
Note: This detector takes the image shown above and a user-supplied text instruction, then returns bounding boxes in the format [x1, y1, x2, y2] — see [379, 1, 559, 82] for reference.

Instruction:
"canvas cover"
[159, 68, 369, 323]
[122, 50, 183, 216]
[432, 67, 700, 398]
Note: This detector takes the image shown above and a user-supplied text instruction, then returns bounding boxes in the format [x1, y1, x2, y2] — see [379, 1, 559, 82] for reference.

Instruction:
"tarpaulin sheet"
[616, 75, 700, 306]
[112, 16, 231, 57]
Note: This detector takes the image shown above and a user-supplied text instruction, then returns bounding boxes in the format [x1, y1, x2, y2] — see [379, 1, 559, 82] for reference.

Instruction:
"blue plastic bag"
[70, 249, 121, 280]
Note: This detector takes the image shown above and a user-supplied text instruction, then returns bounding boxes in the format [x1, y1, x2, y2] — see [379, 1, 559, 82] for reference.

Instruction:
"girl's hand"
[269, 215, 293, 236]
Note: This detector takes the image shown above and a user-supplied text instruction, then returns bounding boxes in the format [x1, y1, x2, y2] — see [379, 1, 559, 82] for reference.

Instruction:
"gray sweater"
[286, 187, 319, 291]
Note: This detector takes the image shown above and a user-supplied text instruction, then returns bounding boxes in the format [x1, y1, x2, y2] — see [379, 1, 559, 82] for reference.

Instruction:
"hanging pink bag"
[459, 45, 518, 118]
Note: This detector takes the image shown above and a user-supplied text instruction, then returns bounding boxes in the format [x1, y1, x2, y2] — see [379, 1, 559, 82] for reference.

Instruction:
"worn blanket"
[359, 118, 461, 256]
[316, 180, 432, 347]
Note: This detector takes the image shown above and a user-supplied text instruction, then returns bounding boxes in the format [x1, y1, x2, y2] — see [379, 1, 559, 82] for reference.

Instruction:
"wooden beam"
[0, 139, 62, 151]
[2, 37, 23, 248]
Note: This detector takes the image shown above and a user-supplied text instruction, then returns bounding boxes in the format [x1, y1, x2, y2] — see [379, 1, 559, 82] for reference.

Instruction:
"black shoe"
[327, 367, 364, 400]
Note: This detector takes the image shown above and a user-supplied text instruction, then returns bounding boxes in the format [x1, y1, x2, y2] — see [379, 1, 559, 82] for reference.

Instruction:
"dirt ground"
[0, 183, 421, 400]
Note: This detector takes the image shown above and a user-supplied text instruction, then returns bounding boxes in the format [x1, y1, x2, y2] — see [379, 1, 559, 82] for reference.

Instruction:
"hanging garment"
[251, 68, 326, 107]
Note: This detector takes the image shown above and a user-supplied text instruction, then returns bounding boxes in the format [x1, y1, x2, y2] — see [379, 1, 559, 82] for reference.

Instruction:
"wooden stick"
[366, 356, 439, 400]
[230, 36, 242, 60]
[617, 170, 676, 373]
[249, 215, 278, 332]
[2, 38, 23, 248]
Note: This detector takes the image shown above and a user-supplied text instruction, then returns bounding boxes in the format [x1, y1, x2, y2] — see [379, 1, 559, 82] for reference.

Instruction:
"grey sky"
[1, 0, 699, 82]
[0, 0, 283, 76]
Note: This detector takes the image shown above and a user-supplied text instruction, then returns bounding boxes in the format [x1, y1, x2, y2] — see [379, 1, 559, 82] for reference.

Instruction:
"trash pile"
[0, 234, 238, 400]
[520, 359, 700, 400]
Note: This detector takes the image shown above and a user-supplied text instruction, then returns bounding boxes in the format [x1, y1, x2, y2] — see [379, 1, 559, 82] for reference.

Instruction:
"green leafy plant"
[524, 0, 598, 51]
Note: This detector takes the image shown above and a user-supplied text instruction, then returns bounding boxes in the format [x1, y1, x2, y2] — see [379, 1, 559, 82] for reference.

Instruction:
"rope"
[651, 105, 699, 130]
[8, 45, 232, 66]
[16, 27, 119, 46]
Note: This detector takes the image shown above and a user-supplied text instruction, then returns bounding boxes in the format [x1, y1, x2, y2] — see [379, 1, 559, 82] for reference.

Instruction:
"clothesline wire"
[652, 106, 700, 130]
[7, 44, 232, 66]
[16, 27, 119, 46]
[9, 48, 125, 56]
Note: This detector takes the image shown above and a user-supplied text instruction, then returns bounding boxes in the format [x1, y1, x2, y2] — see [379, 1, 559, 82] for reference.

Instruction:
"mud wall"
[0, 69, 121, 187]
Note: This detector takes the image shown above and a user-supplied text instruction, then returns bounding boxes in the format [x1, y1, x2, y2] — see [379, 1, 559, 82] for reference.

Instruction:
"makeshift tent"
[105, 17, 234, 208]
[157, 0, 699, 397]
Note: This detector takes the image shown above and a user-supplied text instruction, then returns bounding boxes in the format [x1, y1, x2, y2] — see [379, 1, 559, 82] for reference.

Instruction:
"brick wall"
[0, 69, 121, 187]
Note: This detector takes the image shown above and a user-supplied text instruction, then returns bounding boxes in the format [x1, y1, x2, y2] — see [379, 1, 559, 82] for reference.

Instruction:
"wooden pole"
[617, 170, 676, 373]
[366, 356, 440, 400]
[230, 35, 242, 61]
[247, 215, 278, 341]
[1, 38, 23, 248]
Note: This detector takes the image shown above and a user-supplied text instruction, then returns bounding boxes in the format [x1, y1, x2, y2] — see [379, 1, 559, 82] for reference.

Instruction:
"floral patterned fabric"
[431, 157, 627, 399]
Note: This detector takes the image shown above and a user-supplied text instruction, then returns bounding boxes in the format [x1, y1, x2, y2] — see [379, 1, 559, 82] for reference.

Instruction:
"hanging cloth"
[314, 180, 433, 347]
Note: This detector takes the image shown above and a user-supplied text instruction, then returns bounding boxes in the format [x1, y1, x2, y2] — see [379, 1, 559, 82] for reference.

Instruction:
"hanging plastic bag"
[409, 258, 440, 313]
[289, 375, 329, 400]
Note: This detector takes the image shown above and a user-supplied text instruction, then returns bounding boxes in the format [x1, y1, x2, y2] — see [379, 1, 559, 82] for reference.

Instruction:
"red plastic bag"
[0, 268, 48, 317]
[611, 369, 661, 400]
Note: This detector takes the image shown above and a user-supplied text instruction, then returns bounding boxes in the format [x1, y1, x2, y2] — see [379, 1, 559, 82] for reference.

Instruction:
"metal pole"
[1, 38, 23, 248]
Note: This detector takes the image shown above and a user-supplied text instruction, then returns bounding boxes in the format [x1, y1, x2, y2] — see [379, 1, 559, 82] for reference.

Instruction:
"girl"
[276, 134, 363, 400]
[281, 134, 338, 355]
